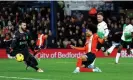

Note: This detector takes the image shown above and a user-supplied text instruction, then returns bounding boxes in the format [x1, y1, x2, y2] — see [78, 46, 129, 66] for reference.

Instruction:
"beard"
[21, 27, 26, 32]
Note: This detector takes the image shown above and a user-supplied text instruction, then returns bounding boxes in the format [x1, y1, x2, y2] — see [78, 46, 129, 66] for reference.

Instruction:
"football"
[16, 53, 24, 62]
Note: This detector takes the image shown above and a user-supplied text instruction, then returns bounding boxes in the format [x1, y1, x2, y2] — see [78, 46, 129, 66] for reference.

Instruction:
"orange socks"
[80, 67, 93, 72]
[76, 58, 82, 67]
[76, 58, 93, 72]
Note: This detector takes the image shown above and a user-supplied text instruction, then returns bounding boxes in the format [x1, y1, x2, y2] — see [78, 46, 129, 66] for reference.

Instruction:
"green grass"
[0, 58, 133, 80]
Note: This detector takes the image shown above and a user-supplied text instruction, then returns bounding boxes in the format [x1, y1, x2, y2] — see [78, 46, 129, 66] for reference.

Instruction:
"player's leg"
[33, 46, 40, 56]
[73, 52, 101, 73]
[101, 40, 111, 56]
[25, 55, 43, 72]
[25, 56, 38, 70]
[126, 42, 132, 55]
[97, 41, 109, 56]
[104, 41, 120, 56]
[33, 46, 42, 61]
[6, 47, 13, 58]
[74, 62, 96, 73]
[78, 61, 101, 73]
[105, 45, 116, 56]
[22, 49, 43, 72]
[81, 53, 101, 72]
[97, 42, 102, 51]
[79, 67, 102, 72]
[115, 44, 123, 64]
[79, 64, 93, 72]
[88, 59, 96, 68]
[73, 55, 87, 73]
[115, 40, 128, 64]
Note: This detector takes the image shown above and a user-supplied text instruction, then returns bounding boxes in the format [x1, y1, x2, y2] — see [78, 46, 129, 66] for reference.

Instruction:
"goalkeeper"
[10, 20, 43, 72]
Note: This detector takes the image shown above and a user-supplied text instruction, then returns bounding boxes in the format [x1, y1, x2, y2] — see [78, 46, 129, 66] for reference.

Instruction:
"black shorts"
[36, 45, 45, 49]
[97, 41, 110, 52]
[6, 47, 11, 54]
[82, 52, 96, 68]
[120, 40, 132, 48]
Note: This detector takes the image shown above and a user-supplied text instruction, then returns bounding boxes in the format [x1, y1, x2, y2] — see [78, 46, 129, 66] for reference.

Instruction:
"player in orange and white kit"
[34, 30, 48, 56]
[71, 24, 104, 73]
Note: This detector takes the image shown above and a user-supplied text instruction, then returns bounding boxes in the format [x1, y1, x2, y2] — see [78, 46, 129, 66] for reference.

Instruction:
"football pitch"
[0, 58, 133, 80]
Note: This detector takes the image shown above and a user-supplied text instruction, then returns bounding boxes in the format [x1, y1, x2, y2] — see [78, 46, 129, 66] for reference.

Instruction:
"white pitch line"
[0, 76, 51, 80]
[56, 62, 133, 64]
[107, 63, 133, 64]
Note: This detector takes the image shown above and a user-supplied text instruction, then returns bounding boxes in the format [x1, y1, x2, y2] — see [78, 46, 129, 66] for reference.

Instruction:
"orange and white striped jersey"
[74, 33, 104, 54]
[36, 34, 48, 48]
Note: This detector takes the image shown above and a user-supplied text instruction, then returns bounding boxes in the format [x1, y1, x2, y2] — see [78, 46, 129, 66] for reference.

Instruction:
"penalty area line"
[56, 62, 133, 64]
[0, 76, 51, 80]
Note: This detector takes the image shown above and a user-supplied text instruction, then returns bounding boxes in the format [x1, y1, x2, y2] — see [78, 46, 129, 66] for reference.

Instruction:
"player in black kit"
[10, 20, 43, 72]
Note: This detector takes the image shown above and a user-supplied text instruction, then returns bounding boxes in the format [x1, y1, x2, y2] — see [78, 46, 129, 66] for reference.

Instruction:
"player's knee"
[118, 49, 121, 53]
[32, 57, 38, 66]
[81, 55, 87, 61]
[34, 62, 38, 66]
[81, 65, 85, 68]
[101, 47, 107, 52]
[104, 52, 109, 56]
[118, 45, 122, 53]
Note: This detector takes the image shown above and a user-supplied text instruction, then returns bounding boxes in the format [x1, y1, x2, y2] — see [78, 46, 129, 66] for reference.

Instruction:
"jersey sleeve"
[131, 26, 133, 32]
[103, 23, 109, 37]
[104, 28, 109, 37]
[104, 23, 108, 29]
[10, 32, 19, 49]
[74, 46, 86, 51]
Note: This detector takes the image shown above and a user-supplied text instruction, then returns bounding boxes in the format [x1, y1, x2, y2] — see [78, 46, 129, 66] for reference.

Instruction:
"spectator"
[3, 33, 12, 58]
[47, 30, 55, 48]
[31, 26, 37, 41]
[62, 38, 71, 48]
[70, 39, 77, 47]
[57, 41, 61, 48]
[37, 12, 41, 20]
[24, 13, 31, 24]
[30, 7, 38, 18]
[15, 12, 19, 24]
[77, 39, 83, 47]
[0, 3, 132, 49]
[49, 39, 58, 48]
[1, 16, 6, 27]
[30, 40, 36, 53]
[82, 24, 86, 34]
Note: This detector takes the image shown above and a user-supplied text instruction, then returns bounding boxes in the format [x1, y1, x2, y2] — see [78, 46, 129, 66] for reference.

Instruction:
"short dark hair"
[86, 24, 97, 34]
[97, 12, 104, 16]
[18, 20, 26, 25]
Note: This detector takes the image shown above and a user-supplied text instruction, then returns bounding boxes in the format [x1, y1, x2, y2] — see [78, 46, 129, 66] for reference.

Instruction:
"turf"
[0, 58, 133, 80]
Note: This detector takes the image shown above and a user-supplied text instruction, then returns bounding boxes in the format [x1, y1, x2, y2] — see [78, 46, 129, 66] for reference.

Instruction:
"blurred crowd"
[56, 11, 126, 48]
[0, 6, 130, 49]
[0, 7, 50, 48]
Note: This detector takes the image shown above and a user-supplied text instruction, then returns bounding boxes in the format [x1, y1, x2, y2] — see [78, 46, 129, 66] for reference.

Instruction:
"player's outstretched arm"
[98, 38, 104, 44]
[70, 45, 86, 51]
[104, 28, 109, 38]
[96, 33, 104, 44]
